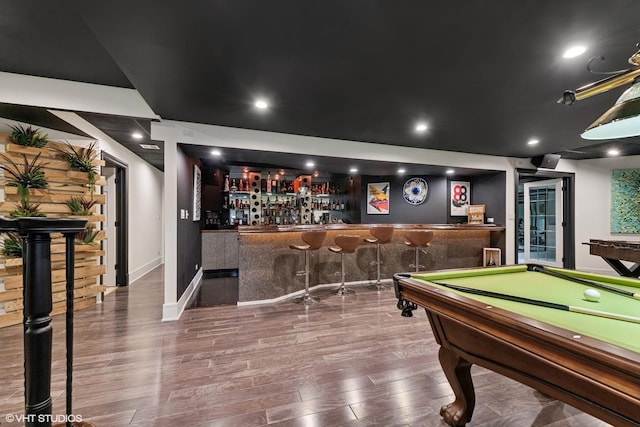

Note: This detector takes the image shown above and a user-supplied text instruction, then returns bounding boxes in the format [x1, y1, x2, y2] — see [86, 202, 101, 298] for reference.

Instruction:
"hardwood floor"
[0, 266, 611, 426]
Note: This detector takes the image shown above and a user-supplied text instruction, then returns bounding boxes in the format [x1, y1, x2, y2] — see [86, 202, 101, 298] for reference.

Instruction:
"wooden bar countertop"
[229, 223, 505, 234]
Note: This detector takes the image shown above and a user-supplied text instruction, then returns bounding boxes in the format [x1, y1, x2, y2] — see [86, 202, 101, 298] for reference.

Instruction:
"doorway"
[102, 152, 129, 287]
[516, 169, 575, 268]
[523, 179, 563, 266]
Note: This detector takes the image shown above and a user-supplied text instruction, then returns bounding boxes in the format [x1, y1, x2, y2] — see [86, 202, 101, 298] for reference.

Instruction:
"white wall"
[49, 111, 164, 283]
[568, 155, 640, 274]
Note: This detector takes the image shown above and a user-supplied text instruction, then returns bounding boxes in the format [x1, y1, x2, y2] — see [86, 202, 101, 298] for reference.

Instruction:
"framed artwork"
[192, 164, 201, 221]
[450, 181, 470, 216]
[367, 182, 390, 214]
[611, 169, 640, 233]
[403, 177, 428, 205]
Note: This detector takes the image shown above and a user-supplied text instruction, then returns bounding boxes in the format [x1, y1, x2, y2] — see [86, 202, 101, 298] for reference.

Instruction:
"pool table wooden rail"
[393, 272, 640, 427]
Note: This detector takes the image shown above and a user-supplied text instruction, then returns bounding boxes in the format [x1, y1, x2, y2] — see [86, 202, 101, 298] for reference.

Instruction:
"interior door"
[524, 179, 563, 267]
[103, 166, 117, 287]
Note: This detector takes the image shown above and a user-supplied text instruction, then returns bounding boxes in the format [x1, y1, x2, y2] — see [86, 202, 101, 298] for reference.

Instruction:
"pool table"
[393, 264, 640, 427]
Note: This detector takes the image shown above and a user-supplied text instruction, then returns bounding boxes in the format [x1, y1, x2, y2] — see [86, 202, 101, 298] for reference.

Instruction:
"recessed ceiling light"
[415, 122, 428, 133]
[563, 45, 587, 59]
[349, 167, 358, 173]
[306, 161, 315, 168]
[254, 99, 269, 110]
[139, 144, 160, 150]
[132, 132, 143, 139]
[398, 168, 406, 174]
[446, 169, 455, 174]
[211, 149, 222, 156]
[607, 148, 620, 156]
[528, 138, 540, 145]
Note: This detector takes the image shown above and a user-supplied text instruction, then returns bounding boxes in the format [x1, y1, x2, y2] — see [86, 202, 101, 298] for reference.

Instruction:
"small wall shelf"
[483, 247, 501, 267]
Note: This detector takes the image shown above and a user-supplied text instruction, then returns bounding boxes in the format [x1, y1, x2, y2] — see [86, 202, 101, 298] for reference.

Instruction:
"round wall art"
[403, 177, 428, 205]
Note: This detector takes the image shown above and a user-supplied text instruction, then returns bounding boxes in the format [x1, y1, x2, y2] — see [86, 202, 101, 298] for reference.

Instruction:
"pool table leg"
[438, 346, 475, 426]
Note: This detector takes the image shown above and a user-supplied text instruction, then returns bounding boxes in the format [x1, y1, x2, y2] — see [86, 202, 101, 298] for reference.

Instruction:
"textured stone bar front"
[235, 224, 505, 302]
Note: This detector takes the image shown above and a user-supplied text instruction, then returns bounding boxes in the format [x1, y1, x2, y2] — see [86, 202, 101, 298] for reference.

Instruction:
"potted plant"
[65, 196, 97, 216]
[8, 124, 48, 148]
[53, 141, 98, 197]
[9, 200, 46, 218]
[76, 224, 99, 245]
[0, 153, 48, 218]
[1, 232, 23, 258]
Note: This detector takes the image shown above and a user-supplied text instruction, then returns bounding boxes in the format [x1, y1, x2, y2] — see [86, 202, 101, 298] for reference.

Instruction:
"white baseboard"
[130, 256, 164, 284]
[237, 279, 393, 306]
[162, 267, 203, 321]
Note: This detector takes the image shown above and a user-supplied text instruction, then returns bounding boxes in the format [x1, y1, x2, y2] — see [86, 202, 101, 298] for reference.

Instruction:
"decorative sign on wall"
[193, 164, 202, 221]
[450, 181, 470, 216]
[403, 177, 428, 205]
[367, 182, 390, 214]
[611, 169, 640, 233]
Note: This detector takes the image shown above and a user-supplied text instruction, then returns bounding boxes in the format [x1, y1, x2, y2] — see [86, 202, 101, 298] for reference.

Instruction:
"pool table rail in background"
[393, 270, 640, 427]
[584, 239, 640, 277]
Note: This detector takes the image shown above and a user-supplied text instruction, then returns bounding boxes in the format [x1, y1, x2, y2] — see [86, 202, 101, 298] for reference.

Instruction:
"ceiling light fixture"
[528, 138, 540, 145]
[446, 169, 455, 174]
[398, 168, 406, 174]
[582, 77, 640, 139]
[414, 122, 428, 133]
[559, 46, 640, 140]
[132, 132, 143, 139]
[349, 167, 358, 173]
[305, 161, 315, 168]
[139, 144, 160, 150]
[254, 99, 269, 110]
[607, 148, 620, 156]
[211, 149, 222, 156]
[563, 45, 587, 59]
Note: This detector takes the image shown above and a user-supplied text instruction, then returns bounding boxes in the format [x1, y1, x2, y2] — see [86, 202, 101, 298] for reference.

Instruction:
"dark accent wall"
[469, 172, 506, 226]
[361, 172, 506, 225]
[361, 175, 448, 224]
[176, 145, 203, 300]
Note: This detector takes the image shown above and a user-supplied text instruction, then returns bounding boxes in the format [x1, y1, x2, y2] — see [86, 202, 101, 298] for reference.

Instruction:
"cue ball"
[583, 288, 601, 302]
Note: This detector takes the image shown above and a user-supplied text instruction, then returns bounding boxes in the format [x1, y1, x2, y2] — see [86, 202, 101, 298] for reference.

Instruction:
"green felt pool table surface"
[413, 265, 640, 352]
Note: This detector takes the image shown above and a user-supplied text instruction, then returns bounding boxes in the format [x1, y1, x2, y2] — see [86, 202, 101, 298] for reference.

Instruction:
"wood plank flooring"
[0, 266, 612, 426]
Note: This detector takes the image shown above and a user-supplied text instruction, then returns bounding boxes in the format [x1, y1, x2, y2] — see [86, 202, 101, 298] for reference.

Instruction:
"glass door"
[524, 179, 563, 267]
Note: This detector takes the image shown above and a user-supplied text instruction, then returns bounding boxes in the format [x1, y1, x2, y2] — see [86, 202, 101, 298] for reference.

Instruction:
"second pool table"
[393, 264, 640, 427]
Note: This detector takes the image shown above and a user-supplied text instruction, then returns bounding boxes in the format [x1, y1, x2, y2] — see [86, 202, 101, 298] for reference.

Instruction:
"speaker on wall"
[531, 154, 561, 169]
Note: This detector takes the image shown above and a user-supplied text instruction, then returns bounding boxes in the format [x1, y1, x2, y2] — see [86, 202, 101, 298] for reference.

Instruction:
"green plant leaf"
[8, 124, 48, 148]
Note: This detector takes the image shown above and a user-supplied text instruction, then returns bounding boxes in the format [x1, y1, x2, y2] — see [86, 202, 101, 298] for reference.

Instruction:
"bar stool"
[364, 226, 394, 290]
[290, 230, 327, 304]
[404, 230, 434, 272]
[328, 235, 360, 296]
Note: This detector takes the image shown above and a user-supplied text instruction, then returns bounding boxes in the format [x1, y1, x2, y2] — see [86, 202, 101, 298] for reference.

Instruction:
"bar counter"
[204, 223, 505, 303]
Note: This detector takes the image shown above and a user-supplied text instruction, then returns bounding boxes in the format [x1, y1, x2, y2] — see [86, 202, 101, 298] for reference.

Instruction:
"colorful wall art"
[611, 168, 640, 233]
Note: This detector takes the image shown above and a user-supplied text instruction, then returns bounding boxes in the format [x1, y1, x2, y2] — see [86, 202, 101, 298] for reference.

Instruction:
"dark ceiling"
[2, 0, 640, 173]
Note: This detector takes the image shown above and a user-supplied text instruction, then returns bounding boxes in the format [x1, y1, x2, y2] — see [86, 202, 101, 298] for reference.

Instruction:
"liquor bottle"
[224, 175, 230, 192]
[267, 172, 272, 193]
[230, 179, 238, 192]
[487, 252, 496, 266]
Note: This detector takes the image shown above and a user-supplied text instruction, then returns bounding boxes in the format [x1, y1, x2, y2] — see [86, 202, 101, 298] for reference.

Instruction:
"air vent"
[140, 144, 160, 150]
